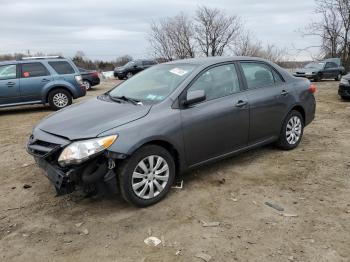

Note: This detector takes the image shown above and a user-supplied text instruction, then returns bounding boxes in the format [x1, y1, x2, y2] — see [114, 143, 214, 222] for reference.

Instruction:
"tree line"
[148, 6, 288, 64]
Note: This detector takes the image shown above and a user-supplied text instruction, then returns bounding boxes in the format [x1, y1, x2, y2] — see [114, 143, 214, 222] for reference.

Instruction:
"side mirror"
[183, 90, 206, 106]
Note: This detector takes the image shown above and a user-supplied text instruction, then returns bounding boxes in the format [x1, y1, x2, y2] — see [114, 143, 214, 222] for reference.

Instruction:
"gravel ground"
[0, 79, 349, 262]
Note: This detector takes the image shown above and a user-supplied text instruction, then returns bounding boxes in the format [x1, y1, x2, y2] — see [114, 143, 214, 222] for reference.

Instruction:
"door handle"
[281, 90, 289, 96]
[235, 100, 248, 107]
[6, 82, 15, 87]
[41, 78, 50, 82]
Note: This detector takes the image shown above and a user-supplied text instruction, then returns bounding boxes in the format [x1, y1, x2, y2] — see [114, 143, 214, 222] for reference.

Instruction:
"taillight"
[308, 84, 317, 94]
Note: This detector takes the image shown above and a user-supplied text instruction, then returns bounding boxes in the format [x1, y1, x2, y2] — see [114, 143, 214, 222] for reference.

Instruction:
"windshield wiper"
[109, 95, 141, 105]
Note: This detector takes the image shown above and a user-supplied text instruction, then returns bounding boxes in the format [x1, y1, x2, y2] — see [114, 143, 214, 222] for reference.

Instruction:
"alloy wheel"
[132, 155, 169, 199]
[82, 80, 91, 90]
[53, 93, 69, 108]
[286, 116, 302, 145]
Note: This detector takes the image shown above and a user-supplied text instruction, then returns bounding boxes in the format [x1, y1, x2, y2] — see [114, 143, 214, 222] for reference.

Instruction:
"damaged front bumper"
[27, 129, 120, 196]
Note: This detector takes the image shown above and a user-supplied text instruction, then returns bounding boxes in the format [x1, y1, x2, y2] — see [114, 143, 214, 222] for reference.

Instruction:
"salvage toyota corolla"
[27, 57, 316, 207]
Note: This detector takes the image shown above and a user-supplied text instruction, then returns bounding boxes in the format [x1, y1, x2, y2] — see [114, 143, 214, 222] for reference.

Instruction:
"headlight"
[58, 135, 117, 167]
[340, 78, 349, 85]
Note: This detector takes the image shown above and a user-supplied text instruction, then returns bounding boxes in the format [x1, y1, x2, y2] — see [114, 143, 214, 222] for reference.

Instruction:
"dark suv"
[0, 56, 86, 110]
[114, 59, 157, 79]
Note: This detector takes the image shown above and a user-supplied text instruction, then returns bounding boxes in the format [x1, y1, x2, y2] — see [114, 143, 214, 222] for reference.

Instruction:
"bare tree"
[194, 6, 241, 56]
[167, 13, 195, 59]
[148, 13, 195, 60]
[232, 31, 262, 57]
[303, 0, 350, 69]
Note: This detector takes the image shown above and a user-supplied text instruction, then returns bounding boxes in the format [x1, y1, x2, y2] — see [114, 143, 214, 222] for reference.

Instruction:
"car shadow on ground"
[0, 105, 52, 115]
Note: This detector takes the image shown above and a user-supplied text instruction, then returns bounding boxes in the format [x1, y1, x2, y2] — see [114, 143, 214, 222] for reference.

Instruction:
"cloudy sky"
[0, 0, 320, 61]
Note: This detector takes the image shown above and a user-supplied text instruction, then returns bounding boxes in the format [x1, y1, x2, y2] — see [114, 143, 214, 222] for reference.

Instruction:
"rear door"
[238, 61, 291, 144]
[19, 62, 53, 102]
[324, 62, 339, 78]
[0, 64, 20, 105]
[180, 63, 249, 166]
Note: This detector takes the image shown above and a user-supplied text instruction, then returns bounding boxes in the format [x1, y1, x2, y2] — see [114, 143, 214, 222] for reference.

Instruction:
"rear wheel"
[82, 80, 91, 90]
[48, 89, 72, 110]
[118, 145, 175, 207]
[276, 110, 304, 150]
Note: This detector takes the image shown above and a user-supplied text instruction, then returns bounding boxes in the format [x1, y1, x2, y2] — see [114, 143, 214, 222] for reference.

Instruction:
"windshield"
[109, 64, 197, 103]
[124, 61, 135, 68]
[305, 62, 325, 69]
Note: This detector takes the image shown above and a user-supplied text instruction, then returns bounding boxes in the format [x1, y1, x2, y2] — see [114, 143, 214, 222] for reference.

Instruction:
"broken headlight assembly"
[58, 135, 117, 167]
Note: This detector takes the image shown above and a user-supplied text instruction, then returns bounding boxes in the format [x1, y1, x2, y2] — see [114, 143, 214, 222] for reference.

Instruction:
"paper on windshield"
[169, 68, 188, 76]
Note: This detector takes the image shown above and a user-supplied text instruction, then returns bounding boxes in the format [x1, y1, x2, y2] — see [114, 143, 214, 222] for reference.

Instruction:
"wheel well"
[291, 105, 305, 124]
[46, 87, 73, 102]
[143, 140, 181, 176]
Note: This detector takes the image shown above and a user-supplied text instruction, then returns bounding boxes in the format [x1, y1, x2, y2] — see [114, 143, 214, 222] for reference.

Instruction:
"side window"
[241, 62, 275, 89]
[188, 64, 241, 101]
[325, 62, 337, 69]
[21, 63, 49, 78]
[48, 61, 75, 75]
[0, 65, 17, 80]
[272, 70, 284, 85]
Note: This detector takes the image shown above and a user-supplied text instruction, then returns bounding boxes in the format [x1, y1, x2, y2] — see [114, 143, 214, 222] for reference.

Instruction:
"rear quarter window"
[49, 61, 75, 75]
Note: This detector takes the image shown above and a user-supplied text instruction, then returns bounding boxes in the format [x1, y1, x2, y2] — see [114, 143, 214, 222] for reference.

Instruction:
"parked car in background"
[27, 57, 316, 207]
[114, 59, 157, 79]
[338, 73, 350, 99]
[0, 56, 86, 110]
[78, 67, 100, 90]
[293, 58, 345, 82]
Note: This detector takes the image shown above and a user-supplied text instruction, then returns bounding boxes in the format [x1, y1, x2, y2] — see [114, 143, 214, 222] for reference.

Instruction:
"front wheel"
[126, 72, 133, 79]
[118, 145, 175, 207]
[276, 110, 304, 150]
[335, 73, 342, 81]
[48, 89, 72, 110]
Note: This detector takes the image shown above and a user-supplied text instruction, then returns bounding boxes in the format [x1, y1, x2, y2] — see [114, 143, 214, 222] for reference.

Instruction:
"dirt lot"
[0, 79, 349, 262]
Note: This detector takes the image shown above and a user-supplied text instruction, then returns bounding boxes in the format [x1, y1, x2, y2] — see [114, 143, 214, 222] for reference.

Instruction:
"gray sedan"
[27, 57, 316, 207]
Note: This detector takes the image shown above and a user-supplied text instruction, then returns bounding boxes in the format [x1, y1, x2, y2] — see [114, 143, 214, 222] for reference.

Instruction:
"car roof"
[0, 58, 70, 66]
[164, 56, 273, 66]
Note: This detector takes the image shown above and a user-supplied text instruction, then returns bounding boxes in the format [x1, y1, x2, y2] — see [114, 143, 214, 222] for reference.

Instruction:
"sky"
[0, 0, 320, 61]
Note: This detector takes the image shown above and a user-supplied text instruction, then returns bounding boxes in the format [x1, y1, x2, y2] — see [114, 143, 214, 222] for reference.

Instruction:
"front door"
[180, 63, 249, 166]
[0, 64, 20, 105]
[19, 62, 53, 102]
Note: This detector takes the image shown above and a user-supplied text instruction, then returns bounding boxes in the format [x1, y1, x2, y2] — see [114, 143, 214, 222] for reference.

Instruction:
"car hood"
[37, 96, 151, 140]
[114, 66, 126, 72]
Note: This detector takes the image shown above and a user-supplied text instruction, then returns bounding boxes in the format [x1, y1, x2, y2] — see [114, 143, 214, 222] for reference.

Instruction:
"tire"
[341, 96, 350, 100]
[126, 72, 133, 79]
[118, 145, 175, 207]
[82, 80, 91, 90]
[48, 88, 72, 110]
[276, 110, 304, 150]
[313, 75, 320, 82]
[335, 73, 342, 81]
